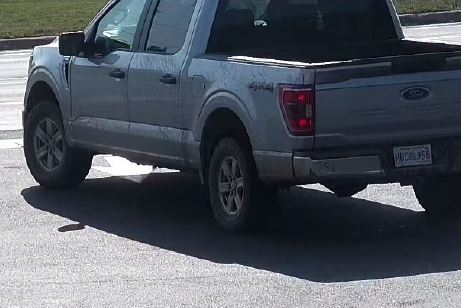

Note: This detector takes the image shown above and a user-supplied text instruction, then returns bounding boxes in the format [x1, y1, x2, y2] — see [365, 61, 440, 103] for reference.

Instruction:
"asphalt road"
[0, 24, 460, 307]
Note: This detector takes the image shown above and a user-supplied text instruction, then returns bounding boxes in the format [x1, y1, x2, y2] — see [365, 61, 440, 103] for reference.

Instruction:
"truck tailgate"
[314, 54, 461, 149]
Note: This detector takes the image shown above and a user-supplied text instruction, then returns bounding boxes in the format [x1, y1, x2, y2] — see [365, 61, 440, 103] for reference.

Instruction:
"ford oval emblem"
[401, 87, 430, 101]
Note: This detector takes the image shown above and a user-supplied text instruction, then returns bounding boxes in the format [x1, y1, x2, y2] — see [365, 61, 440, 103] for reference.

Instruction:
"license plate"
[393, 144, 432, 168]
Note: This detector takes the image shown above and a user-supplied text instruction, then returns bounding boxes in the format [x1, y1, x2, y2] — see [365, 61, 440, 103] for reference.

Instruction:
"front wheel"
[413, 175, 461, 216]
[24, 101, 93, 189]
[208, 138, 274, 233]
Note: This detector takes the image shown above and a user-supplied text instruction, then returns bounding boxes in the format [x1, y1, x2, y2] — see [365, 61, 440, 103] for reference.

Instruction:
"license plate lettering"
[393, 144, 432, 168]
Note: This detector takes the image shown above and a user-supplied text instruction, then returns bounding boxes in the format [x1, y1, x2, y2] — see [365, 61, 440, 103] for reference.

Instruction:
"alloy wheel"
[218, 156, 245, 216]
[34, 118, 64, 172]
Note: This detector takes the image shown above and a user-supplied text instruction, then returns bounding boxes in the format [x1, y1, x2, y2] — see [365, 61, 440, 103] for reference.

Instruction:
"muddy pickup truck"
[24, 0, 461, 232]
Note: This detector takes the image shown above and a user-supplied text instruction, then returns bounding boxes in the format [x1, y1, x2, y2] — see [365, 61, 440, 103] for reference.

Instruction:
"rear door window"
[145, 0, 198, 54]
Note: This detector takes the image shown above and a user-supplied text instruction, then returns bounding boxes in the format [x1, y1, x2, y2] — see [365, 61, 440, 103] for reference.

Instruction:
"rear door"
[127, 0, 198, 165]
[314, 54, 461, 149]
[71, 0, 150, 148]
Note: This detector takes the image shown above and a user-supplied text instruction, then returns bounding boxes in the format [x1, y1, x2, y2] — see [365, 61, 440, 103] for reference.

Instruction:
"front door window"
[95, 0, 148, 51]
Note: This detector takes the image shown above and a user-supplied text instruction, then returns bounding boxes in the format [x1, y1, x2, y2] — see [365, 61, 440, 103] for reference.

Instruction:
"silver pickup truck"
[24, 0, 461, 232]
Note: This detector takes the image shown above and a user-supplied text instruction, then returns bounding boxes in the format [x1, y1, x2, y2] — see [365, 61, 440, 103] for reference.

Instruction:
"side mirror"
[94, 36, 130, 57]
[94, 36, 110, 57]
[59, 32, 85, 56]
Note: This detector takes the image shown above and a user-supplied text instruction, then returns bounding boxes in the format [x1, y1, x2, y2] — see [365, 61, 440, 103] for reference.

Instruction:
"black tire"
[24, 100, 93, 189]
[413, 175, 461, 216]
[208, 137, 272, 233]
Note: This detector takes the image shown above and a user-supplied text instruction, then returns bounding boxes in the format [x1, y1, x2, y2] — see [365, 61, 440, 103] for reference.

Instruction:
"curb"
[399, 10, 461, 27]
[0, 36, 55, 51]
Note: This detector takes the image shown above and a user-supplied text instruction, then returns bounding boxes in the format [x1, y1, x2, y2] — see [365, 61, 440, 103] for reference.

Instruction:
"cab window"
[95, 0, 149, 51]
[145, 0, 198, 54]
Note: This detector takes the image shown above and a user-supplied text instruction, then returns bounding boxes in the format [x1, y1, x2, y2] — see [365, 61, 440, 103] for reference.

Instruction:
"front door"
[71, 0, 149, 149]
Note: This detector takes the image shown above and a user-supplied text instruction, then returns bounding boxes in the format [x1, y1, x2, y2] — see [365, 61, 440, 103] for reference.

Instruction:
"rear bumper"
[293, 155, 385, 181]
[255, 136, 461, 185]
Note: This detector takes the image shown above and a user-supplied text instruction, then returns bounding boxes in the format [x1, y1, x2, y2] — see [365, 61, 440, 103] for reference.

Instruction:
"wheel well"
[200, 108, 253, 179]
[26, 81, 59, 114]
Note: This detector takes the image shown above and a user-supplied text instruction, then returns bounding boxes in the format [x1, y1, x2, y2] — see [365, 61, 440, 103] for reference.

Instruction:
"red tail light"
[280, 86, 315, 136]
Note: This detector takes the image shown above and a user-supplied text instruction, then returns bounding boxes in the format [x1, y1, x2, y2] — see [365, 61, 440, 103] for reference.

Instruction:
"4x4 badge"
[249, 82, 274, 92]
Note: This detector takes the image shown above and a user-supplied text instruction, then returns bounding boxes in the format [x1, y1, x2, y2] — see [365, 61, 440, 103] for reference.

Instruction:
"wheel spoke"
[53, 147, 63, 162]
[236, 177, 244, 189]
[226, 192, 234, 212]
[234, 192, 243, 210]
[52, 131, 62, 143]
[46, 152, 54, 169]
[46, 118, 54, 135]
[35, 127, 47, 143]
[36, 145, 48, 159]
[221, 161, 232, 179]
[231, 159, 237, 177]
[218, 157, 245, 216]
[219, 182, 231, 193]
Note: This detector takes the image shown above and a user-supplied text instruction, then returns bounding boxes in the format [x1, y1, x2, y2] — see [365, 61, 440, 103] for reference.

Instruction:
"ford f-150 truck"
[24, 0, 461, 232]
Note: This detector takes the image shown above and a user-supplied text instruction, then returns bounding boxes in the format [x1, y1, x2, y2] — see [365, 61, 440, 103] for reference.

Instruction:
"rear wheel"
[413, 175, 461, 216]
[24, 100, 93, 189]
[208, 137, 275, 233]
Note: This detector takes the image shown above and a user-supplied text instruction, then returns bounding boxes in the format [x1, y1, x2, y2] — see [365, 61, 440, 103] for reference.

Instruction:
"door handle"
[109, 69, 125, 79]
[159, 74, 177, 85]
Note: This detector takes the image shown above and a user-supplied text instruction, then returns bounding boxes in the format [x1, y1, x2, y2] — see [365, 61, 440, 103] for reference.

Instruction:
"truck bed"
[231, 40, 461, 64]
[218, 39, 461, 152]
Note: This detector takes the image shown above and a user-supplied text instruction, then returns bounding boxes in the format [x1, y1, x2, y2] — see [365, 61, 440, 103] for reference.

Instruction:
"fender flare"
[25, 67, 63, 111]
[194, 91, 259, 148]
[25, 67, 75, 144]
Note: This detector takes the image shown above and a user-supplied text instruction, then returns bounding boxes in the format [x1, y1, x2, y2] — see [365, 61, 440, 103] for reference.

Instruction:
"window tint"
[146, 0, 198, 54]
[96, 0, 148, 50]
[208, 0, 397, 54]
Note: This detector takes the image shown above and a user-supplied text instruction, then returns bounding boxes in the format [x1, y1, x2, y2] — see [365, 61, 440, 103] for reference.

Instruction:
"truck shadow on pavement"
[21, 172, 461, 283]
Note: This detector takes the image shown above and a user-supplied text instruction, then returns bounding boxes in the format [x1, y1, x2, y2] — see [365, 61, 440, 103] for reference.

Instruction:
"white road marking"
[92, 155, 179, 181]
[411, 35, 461, 41]
[0, 106, 23, 131]
[0, 49, 32, 54]
[0, 139, 23, 150]
[0, 58, 29, 63]
[0, 81, 27, 86]
[0, 77, 28, 82]
[404, 22, 461, 29]
[0, 82, 27, 87]
[0, 142, 178, 180]
[411, 38, 460, 44]
[0, 52, 32, 58]
[92, 156, 153, 177]
[0, 102, 23, 106]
